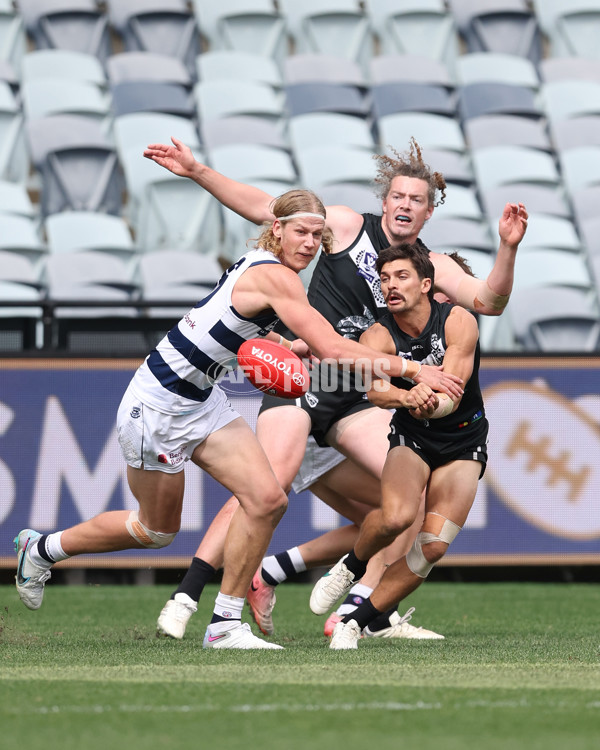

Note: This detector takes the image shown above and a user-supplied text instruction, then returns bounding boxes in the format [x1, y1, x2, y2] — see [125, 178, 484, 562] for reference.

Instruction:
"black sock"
[172, 558, 216, 603]
[342, 598, 382, 630]
[344, 549, 368, 581]
[365, 607, 396, 633]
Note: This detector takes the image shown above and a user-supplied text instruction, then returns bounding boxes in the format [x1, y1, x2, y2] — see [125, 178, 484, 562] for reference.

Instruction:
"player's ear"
[422, 277, 432, 294]
[272, 219, 282, 238]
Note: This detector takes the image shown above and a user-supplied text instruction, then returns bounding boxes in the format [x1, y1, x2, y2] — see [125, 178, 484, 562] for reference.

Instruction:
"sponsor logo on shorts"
[130, 406, 141, 419]
[157, 450, 185, 466]
[304, 392, 319, 408]
[221, 610, 233, 619]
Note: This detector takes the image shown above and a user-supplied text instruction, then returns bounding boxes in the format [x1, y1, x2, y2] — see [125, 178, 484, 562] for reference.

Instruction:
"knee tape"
[126, 510, 177, 549]
[406, 516, 461, 578]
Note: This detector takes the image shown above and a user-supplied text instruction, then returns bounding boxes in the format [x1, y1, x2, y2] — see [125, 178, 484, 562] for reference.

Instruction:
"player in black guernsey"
[310, 244, 489, 649]
[144, 137, 526, 641]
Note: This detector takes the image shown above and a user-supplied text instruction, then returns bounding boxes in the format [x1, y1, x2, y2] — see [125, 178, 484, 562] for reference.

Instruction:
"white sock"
[261, 546, 306, 585]
[210, 592, 244, 630]
[336, 583, 374, 616]
[29, 532, 69, 567]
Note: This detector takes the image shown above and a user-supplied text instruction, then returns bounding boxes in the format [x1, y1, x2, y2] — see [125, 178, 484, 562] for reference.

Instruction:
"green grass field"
[1, 581, 599, 750]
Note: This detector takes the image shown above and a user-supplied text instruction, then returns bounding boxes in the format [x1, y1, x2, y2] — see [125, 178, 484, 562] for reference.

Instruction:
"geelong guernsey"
[131, 249, 280, 414]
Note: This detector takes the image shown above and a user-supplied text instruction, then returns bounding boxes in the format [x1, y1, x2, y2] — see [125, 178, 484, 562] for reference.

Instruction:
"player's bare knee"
[259, 488, 288, 523]
[126, 510, 177, 549]
[380, 507, 417, 538]
[406, 514, 461, 578]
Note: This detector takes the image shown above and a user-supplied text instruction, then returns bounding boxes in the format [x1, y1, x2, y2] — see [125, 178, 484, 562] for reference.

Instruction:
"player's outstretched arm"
[143, 136, 275, 224]
[432, 202, 528, 317]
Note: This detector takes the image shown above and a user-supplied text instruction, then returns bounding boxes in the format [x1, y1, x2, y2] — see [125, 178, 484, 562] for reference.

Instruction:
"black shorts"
[258, 388, 375, 447]
[388, 419, 489, 478]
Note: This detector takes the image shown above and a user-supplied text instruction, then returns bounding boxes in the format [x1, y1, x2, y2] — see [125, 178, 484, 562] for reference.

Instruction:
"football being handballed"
[237, 338, 310, 398]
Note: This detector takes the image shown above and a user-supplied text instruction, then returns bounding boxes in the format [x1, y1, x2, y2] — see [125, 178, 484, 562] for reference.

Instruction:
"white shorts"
[117, 383, 239, 473]
[291, 435, 346, 494]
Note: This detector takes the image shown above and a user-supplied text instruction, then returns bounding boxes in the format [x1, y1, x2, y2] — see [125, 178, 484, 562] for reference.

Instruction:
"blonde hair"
[373, 137, 447, 207]
[254, 189, 334, 256]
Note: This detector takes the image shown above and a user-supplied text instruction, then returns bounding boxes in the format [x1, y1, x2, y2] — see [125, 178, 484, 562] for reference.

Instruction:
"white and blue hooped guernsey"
[130, 249, 281, 414]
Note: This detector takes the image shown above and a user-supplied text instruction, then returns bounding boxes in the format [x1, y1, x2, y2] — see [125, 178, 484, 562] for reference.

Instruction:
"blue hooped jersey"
[130, 249, 280, 413]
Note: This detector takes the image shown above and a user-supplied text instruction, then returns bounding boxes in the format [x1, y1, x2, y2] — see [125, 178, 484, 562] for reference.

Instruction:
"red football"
[237, 338, 310, 398]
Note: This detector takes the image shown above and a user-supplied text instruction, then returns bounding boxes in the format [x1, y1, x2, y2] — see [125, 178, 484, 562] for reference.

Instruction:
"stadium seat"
[44, 250, 143, 351]
[448, 0, 542, 63]
[293, 144, 375, 190]
[191, 0, 288, 66]
[0, 213, 47, 264]
[465, 115, 552, 151]
[288, 112, 374, 152]
[197, 50, 282, 88]
[514, 214, 582, 253]
[318, 183, 381, 214]
[511, 249, 593, 292]
[419, 217, 495, 253]
[417, 148, 474, 186]
[113, 112, 201, 162]
[21, 48, 107, 87]
[376, 112, 465, 153]
[279, 0, 373, 70]
[429, 185, 484, 222]
[18, 0, 112, 64]
[0, 0, 26, 72]
[363, 0, 460, 72]
[559, 146, 600, 194]
[201, 116, 287, 151]
[0, 81, 29, 184]
[111, 81, 195, 119]
[26, 115, 123, 218]
[470, 146, 561, 190]
[194, 79, 283, 122]
[455, 52, 539, 89]
[480, 184, 572, 221]
[107, 0, 200, 77]
[507, 286, 600, 352]
[458, 82, 541, 121]
[576, 216, 600, 257]
[45, 212, 136, 262]
[208, 143, 297, 185]
[0, 279, 43, 350]
[283, 53, 367, 88]
[0, 180, 35, 217]
[534, 0, 600, 59]
[539, 56, 600, 84]
[121, 144, 222, 254]
[570, 185, 600, 226]
[107, 52, 192, 88]
[372, 82, 455, 119]
[539, 81, 600, 124]
[138, 250, 222, 309]
[22, 79, 110, 122]
[368, 54, 455, 88]
[551, 116, 600, 152]
[284, 82, 368, 118]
